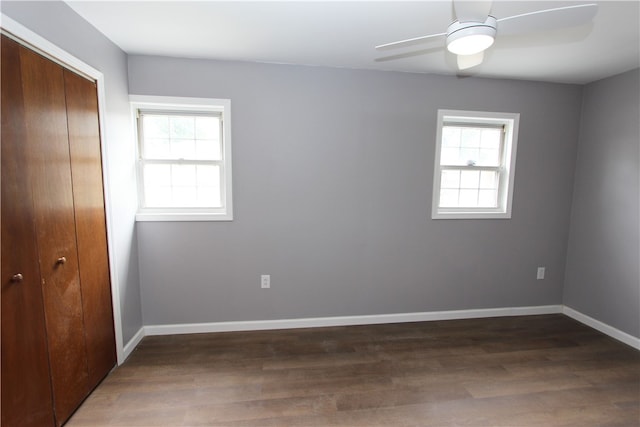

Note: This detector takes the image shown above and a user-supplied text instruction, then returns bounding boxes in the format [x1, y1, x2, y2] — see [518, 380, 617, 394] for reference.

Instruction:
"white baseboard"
[121, 304, 639, 362]
[143, 305, 562, 336]
[121, 327, 145, 363]
[563, 306, 640, 350]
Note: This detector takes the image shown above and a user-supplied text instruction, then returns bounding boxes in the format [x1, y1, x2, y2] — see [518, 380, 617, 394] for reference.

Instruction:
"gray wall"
[1, 1, 143, 343]
[4, 1, 635, 348]
[129, 55, 583, 325]
[564, 69, 640, 338]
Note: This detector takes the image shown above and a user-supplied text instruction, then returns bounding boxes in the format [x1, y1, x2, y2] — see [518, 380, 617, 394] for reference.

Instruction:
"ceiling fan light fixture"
[446, 16, 497, 55]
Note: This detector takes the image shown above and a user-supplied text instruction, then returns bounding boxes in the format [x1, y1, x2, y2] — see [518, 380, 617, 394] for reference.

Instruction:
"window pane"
[460, 148, 480, 166]
[441, 147, 462, 165]
[197, 186, 221, 207]
[439, 169, 498, 209]
[478, 148, 500, 166]
[171, 164, 197, 187]
[170, 116, 195, 139]
[196, 165, 220, 207]
[480, 128, 501, 149]
[441, 126, 503, 167]
[439, 189, 458, 207]
[144, 138, 172, 159]
[142, 115, 169, 138]
[142, 115, 221, 161]
[480, 170, 498, 189]
[441, 170, 460, 189]
[459, 189, 479, 206]
[172, 186, 197, 206]
[478, 189, 498, 207]
[143, 165, 221, 208]
[144, 164, 171, 186]
[460, 170, 480, 189]
[442, 148, 474, 166]
[460, 128, 481, 148]
[442, 127, 461, 148]
[197, 165, 219, 187]
[171, 138, 196, 159]
[145, 185, 172, 207]
[195, 139, 221, 160]
[195, 116, 220, 139]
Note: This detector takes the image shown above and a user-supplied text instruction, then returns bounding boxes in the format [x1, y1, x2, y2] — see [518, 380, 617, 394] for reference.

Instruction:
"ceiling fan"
[375, 1, 598, 70]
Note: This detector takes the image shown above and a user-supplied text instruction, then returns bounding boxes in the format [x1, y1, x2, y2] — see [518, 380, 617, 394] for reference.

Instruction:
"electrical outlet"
[261, 274, 270, 289]
[537, 267, 545, 280]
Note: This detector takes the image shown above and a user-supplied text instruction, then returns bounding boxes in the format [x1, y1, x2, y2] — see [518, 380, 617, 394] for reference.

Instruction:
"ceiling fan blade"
[497, 3, 598, 36]
[454, 0, 493, 22]
[457, 51, 484, 70]
[375, 46, 443, 63]
[375, 32, 446, 50]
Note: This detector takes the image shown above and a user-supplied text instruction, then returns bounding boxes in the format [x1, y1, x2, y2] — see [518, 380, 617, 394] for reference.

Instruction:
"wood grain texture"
[67, 315, 639, 426]
[1, 35, 56, 427]
[19, 43, 90, 425]
[64, 69, 117, 390]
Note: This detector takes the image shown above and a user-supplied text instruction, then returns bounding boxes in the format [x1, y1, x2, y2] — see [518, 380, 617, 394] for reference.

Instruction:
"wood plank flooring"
[67, 315, 639, 426]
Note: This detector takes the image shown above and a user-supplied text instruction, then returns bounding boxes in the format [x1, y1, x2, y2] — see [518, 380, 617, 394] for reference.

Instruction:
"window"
[432, 110, 519, 219]
[131, 96, 232, 221]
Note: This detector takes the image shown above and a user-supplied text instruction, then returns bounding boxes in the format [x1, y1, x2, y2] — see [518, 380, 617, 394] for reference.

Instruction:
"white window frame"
[131, 95, 233, 221]
[432, 109, 519, 219]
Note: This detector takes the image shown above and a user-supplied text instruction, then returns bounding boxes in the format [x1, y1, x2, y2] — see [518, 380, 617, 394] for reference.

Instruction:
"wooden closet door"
[64, 70, 117, 388]
[19, 42, 90, 425]
[1, 35, 56, 427]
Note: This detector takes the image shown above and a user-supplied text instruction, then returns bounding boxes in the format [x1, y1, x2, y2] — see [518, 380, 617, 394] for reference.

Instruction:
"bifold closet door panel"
[64, 69, 117, 388]
[1, 35, 56, 427]
[19, 43, 90, 423]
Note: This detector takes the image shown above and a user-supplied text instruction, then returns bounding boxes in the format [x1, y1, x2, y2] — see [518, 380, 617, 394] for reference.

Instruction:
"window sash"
[131, 95, 233, 221]
[439, 123, 506, 168]
[137, 110, 223, 162]
[438, 166, 503, 209]
[138, 160, 226, 209]
[432, 109, 519, 219]
[437, 124, 506, 209]
[137, 110, 226, 210]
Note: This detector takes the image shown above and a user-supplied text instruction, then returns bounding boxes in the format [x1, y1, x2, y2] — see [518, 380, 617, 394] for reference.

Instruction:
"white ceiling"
[66, 1, 639, 84]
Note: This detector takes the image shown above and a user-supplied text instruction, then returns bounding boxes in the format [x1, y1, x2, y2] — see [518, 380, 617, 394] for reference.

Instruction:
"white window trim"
[130, 95, 233, 222]
[432, 109, 519, 220]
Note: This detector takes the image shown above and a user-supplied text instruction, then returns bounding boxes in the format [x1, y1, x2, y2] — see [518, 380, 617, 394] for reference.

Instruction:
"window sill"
[432, 210, 512, 220]
[135, 212, 233, 222]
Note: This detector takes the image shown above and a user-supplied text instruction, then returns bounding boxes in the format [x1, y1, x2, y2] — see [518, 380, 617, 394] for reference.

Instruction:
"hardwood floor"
[67, 315, 639, 426]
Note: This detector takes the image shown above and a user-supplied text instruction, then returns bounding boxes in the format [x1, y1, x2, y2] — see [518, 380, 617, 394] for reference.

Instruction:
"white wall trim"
[113, 305, 640, 360]
[2, 14, 98, 81]
[144, 305, 562, 336]
[563, 306, 640, 350]
[1, 14, 126, 364]
[122, 327, 145, 361]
